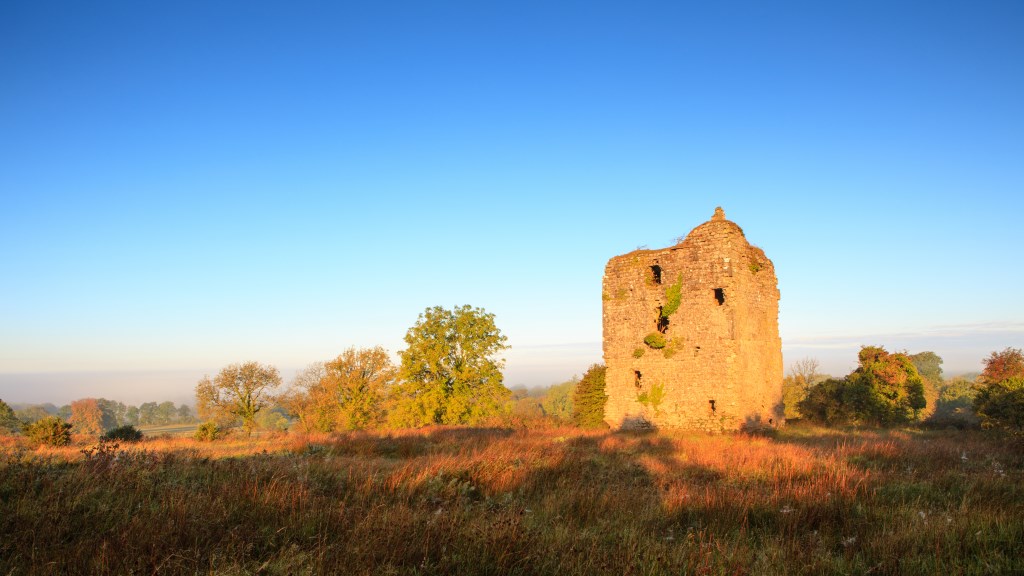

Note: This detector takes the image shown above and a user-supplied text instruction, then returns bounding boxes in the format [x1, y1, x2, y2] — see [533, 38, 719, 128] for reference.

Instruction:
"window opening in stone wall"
[714, 288, 725, 305]
[694, 346, 701, 356]
[656, 306, 669, 333]
[709, 399, 716, 413]
[634, 371, 643, 388]
[650, 265, 662, 284]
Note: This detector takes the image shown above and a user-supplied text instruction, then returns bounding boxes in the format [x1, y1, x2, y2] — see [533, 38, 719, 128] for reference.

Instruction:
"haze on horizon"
[2, 1, 1022, 406]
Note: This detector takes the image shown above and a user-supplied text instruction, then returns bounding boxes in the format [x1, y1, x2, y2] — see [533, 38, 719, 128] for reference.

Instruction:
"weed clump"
[644, 332, 667, 349]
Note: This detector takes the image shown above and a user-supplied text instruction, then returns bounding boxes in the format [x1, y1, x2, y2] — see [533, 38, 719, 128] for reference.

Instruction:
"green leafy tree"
[124, 405, 140, 425]
[799, 346, 926, 426]
[196, 362, 282, 435]
[389, 305, 510, 427]
[0, 399, 22, 433]
[138, 402, 158, 426]
[177, 404, 194, 423]
[573, 364, 608, 428]
[974, 377, 1024, 433]
[155, 401, 178, 425]
[797, 378, 849, 425]
[23, 416, 72, 446]
[972, 348, 1024, 433]
[324, 347, 396, 430]
[96, 399, 127, 427]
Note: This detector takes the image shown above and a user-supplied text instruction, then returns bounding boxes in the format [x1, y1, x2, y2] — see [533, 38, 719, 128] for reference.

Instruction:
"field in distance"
[137, 423, 198, 437]
[1, 424, 1021, 575]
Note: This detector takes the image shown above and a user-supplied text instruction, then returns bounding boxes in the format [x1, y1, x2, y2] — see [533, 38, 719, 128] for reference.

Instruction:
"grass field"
[1, 424, 1021, 575]
[138, 423, 200, 437]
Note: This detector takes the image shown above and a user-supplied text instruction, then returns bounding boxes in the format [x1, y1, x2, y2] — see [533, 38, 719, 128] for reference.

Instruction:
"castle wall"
[601, 208, 783, 431]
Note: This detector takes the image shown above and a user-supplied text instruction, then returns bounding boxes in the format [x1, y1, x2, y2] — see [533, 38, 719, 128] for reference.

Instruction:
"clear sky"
[2, 1, 1022, 406]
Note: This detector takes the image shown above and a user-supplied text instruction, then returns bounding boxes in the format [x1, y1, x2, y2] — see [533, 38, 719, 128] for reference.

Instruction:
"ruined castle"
[602, 207, 784, 430]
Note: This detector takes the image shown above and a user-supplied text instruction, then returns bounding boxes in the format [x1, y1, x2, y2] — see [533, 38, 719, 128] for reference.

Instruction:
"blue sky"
[2, 1, 1022, 405]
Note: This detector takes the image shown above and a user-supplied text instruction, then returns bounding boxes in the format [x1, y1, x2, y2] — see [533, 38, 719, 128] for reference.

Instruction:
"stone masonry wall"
[602, 207, 784, 431]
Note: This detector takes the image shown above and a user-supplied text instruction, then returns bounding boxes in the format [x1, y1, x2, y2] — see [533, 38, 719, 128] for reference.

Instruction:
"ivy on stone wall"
[637, 382, 665, 413]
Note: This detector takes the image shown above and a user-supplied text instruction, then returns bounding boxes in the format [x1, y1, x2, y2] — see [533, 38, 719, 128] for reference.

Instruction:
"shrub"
[974, 377, 1024, 433]
[194, 421, 222, 442]
[572, 364, 608, 428]
[643, 332, 666, 349]
[102, 425, 144, 442]
[797, 378, 849, 425]
[23, 416, 72, 446]
[660, 275, 683, 318]
[800, 346, 926, 426]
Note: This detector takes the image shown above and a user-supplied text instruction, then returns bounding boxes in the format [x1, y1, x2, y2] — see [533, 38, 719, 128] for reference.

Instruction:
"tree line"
[785, 346, 1024, 431]
[0, 398, 195, 435]
[193, 305, 609, 436]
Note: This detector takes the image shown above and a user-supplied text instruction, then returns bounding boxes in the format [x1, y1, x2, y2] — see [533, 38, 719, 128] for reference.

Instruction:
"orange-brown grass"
[1, 425, 1021, 575]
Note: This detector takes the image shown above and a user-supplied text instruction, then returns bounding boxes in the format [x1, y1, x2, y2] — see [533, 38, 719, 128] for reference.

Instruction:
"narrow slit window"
[714, 288, 725, 305]
[709, 399, 716, 413]
[650, 265, 662, 284]
[634, 371, 643, 388]
[656, 306, 669, 333]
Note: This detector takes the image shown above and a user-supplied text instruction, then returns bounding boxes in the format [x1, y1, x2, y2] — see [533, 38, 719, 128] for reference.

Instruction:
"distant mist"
[1, 323, 1018, 406]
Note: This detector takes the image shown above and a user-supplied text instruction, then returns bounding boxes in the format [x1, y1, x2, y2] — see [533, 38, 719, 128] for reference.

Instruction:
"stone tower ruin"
[602, 207, 783, 430]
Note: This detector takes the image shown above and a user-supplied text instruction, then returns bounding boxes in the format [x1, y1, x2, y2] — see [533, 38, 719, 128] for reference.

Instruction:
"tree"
[799, 346, 926, 426]
[97, 399, 127, 427]
[541, 378, 576, 422]
[908, 351, 943, 420]
[155, 401, 178, 425]
[278, 362, 329, 433]
[177, 404, 194, 423]
[783, 357, 824, 419]
[196, 362, 282, 434]
[69, 398, 105, 435]
[124, 405, 140, 425]
[980, 347, 1024, 384]
[280, 348, 396, 431]
[908, 351, 943, 383]
[0, 399, 22, 433]
[973, 348, 1024, 433]
[789, 357, 821, 388]
[138, 402, 159, 426]
[389, 305, 510, 427]
[797, 378, 848, 425]
[323, 347, 396, 430]
[974, 377, 1024, 433]
[573, 364, 608, 428]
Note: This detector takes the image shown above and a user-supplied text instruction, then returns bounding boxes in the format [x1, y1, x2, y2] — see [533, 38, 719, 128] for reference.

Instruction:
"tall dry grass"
[1, 424, 1021, 575]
